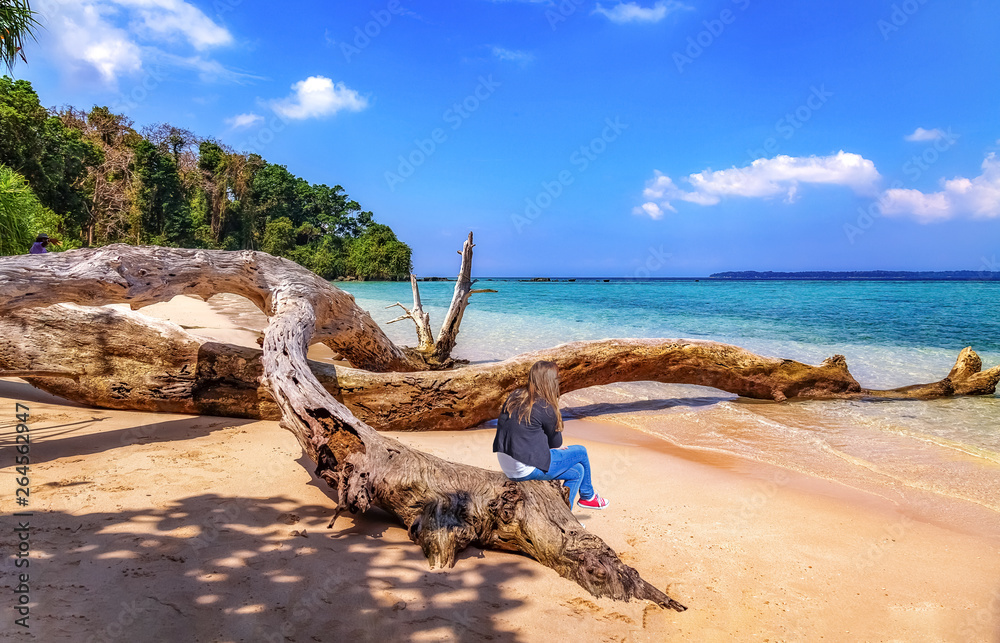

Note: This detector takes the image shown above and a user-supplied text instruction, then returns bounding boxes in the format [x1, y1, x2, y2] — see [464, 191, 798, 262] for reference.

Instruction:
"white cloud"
[147, 51, 261, 84]
[904, 127, 946, 142]
[33, 0, 234, 87]
[225, 112, 264, 129]
[115, 0, 232, 50]
[638, 150, 1000, 224]
[270, 76, 368, 120]
[634, 201, 664, 219]
[37, 1, 143, 84]
[880, 153, 1000, 222]
[637, 151, 881, 216]
[492, 46, 534, 65]
[593, 0, 688, 24]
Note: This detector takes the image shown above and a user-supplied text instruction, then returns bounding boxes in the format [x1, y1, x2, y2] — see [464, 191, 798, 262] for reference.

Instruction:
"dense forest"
[0, 77, 412, 279]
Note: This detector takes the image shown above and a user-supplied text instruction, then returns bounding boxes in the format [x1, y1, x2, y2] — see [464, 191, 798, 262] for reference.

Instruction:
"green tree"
[346, 223, 413, 279]
[249, 163, 303, 228]
[197, 140, 251, 246]
[198, 140, 226, 175]
[261, 216, 295, 256]
[0, 163, 52, 254]
[132, 139, 191, 245]
[307, 234, 349, 279]
[0, 77, 101, 239]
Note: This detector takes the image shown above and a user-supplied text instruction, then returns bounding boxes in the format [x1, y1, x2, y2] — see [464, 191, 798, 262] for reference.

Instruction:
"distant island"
[710, 270, 1000, 281]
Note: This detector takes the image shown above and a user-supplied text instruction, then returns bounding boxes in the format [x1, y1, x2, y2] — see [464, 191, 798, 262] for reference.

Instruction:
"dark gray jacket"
[493, 394, 562, 472]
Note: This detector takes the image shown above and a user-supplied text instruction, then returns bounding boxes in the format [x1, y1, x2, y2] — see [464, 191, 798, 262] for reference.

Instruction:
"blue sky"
[19, 0, 1000, 276]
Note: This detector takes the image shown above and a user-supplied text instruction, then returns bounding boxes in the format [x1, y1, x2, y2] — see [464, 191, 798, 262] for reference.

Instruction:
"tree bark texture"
[0, 245, 687, 610]
[3, 304, 997, 434]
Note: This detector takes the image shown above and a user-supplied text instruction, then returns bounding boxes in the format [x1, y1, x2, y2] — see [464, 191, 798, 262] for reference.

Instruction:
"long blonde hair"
[503, 361, 564, 431]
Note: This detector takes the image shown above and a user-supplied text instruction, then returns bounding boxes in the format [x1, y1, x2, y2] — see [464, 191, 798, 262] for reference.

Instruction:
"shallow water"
[338, 279, 1000, 523]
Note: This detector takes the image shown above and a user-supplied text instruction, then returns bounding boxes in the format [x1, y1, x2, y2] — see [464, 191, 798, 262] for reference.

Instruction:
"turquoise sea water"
[339, 279, 1000, 519]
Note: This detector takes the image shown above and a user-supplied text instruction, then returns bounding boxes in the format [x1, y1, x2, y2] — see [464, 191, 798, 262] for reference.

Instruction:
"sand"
[2, 295, 999, 642]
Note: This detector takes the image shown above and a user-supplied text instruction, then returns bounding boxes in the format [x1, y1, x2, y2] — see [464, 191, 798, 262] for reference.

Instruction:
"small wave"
[604, 400, 1000, 516]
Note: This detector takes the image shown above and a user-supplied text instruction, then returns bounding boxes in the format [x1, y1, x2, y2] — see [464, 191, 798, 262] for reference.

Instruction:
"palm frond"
[0, 0, 41, 73]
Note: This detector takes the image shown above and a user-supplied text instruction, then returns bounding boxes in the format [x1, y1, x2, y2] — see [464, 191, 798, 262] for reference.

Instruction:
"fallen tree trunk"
[3, 304, 997, 432]
[0, 246, 686, 611]
[0, 244, 420, 372]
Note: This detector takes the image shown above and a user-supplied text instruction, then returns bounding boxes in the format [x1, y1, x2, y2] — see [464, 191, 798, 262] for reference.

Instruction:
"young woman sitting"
[492, 360, 609, 511]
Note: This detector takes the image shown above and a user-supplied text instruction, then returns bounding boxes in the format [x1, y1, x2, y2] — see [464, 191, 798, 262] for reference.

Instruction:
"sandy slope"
[1, 295, 998, 642]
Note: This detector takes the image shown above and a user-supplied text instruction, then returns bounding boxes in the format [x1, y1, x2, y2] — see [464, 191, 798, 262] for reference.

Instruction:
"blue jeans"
[512, 445, 595, 510]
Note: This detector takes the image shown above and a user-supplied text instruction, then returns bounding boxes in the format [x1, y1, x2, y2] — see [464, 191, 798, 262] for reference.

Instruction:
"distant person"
[493, 360, 609, 511]
[28, 233, 55, 254]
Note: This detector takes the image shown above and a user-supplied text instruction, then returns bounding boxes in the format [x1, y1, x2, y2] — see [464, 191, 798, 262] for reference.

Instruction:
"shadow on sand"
[2, 493, 530, 642]
[562, 394, 731, 420]
[0, 380, 534, 642]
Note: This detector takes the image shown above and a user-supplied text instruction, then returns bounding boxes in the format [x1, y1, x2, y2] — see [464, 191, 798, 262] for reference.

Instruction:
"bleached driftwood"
[0, 245, 686, 611]
[3, 304, 996, 432]
[389, 232, 496, 367]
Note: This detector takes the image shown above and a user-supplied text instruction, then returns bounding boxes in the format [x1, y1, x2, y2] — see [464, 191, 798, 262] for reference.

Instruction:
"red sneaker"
[578, 493, 610, 510]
